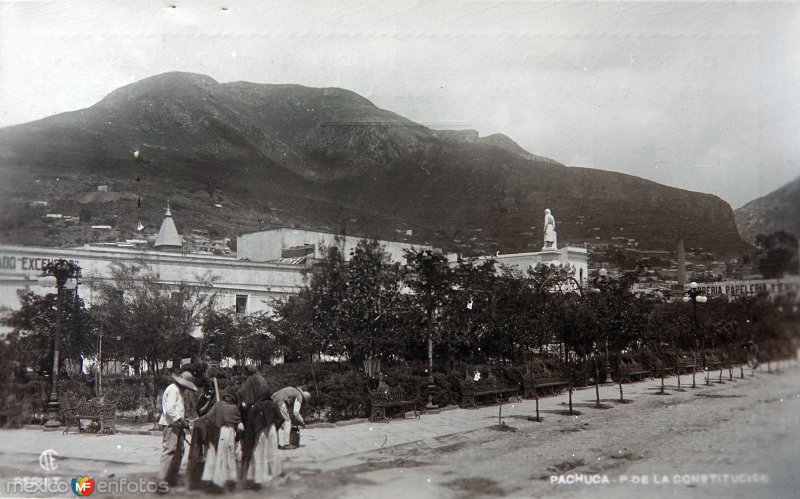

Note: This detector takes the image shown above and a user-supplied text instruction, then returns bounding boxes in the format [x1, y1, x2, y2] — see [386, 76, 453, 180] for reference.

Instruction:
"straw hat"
[172, 371, 198, 391]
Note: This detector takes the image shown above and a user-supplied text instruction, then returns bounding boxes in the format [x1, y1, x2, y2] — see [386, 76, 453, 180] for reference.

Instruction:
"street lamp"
[39, 259, 82, 428]
[419, 250, 440, 411]
[682, 282, 707, 388]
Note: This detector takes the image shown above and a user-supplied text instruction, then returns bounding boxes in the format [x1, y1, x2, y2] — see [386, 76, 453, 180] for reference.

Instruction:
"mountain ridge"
[735, 176, 800, 243]
[0, 72, 750, 257]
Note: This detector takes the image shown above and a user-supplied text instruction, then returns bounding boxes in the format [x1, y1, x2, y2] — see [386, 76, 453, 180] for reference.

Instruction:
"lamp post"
[682, 282, 707, 389]
[39, 259, 82, 428]
[419, 250, 439, 411]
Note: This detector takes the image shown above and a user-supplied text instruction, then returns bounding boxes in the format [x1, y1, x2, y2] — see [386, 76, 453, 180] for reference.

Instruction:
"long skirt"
[202, 425, 238, 487]
[247, 425, 281, 484]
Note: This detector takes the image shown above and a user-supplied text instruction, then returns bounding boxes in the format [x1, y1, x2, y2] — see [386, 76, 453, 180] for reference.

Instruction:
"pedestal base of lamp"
[43, 400, 61, 429]
[425, 384, 439, 411]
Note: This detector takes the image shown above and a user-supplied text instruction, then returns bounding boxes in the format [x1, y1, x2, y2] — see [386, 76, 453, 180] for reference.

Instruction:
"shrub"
[314, 370, 369, 422]
[59, 378, 93, 409]
[104, 379, 150, 411]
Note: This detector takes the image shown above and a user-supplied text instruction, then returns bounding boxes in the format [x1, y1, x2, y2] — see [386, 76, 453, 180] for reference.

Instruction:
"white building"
[0, 213, 434, 335]
[0, 244, 306, 334]
[237, 228, 430, 264]
[456, 246, 590, 290]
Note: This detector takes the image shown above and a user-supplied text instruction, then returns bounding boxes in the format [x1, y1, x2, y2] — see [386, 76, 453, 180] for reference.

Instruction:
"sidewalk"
[0, 363, 780, 480]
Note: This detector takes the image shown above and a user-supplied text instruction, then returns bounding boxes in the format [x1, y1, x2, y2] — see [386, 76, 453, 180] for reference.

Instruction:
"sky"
[1, 0, 799, 209]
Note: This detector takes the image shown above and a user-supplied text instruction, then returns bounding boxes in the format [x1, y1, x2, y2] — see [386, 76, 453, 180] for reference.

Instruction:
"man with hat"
[271, 386, 312, 449]
[158, 371, 198, 486]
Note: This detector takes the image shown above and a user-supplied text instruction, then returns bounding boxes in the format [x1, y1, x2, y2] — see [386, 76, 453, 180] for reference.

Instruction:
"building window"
[235, 294, 248, 314]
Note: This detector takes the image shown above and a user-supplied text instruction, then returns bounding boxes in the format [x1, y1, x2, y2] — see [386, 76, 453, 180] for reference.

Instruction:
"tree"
[273, 291, 320, 362]
[435, 258, 496, 365]
[404, 248, 452, 376]
[273, 239, 408, 366]
[202, 309, 274, 366]
[754, 231, 799, 278]
[336, 240, 407, 364]
[288, 242, 347, 360]
[88, 260, 215, 411]
[3, 291, 95, 376]
[595, 285, 648, 400]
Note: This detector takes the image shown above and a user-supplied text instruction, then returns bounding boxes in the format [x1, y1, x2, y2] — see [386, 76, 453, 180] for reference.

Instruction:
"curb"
[306, 404, 462, 428]
[116, 429, 159, 436]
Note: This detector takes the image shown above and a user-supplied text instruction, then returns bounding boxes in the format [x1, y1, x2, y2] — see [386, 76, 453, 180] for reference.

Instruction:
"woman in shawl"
[202, 392, 242, 489]
[240, 393, 284, 488]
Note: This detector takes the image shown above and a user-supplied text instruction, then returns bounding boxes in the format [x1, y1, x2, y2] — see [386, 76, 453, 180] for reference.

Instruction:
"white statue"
[543, 209, 557, 250]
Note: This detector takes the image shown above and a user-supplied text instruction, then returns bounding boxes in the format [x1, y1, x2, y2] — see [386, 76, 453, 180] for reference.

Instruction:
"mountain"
[735, 176, 800, 243]
[432, 129, 562, 165]
[0, 72, 750, 257]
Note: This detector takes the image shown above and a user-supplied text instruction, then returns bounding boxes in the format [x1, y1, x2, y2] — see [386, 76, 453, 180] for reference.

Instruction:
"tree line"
[2, 240, 798, 406]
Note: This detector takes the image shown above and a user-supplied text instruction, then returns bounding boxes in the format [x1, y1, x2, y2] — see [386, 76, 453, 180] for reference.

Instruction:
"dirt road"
[281, 365, 800, 499]
[1, 364, 797, 498]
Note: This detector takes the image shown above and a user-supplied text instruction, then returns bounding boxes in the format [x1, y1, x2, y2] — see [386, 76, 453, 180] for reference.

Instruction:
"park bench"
[63, 399, 118, 435]
[653, 360, 675, 378]
[702, 353, 724, 371]
[677, 359, 697, 375]
[522, 367, 569, 399]
[460, 371, 520, 408]
[367, 381, 418, 422]
[619, 362, 651, 382]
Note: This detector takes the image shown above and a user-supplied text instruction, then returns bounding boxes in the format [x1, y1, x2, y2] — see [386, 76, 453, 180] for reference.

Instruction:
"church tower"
[154, 202, 183, 252]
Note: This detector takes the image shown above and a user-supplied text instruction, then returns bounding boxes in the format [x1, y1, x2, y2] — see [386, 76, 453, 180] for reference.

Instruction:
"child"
[202, 392, 243, 489]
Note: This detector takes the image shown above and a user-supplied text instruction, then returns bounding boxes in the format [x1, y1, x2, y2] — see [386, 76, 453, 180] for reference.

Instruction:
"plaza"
[1, 364, 798, 498]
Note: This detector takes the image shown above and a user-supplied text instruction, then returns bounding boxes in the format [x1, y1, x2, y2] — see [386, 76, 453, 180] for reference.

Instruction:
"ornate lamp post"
[405, 249, 443, 411]
[39, 259, 82, 428]
[682, 282, 707, 388]
[419, 250, 440, 411]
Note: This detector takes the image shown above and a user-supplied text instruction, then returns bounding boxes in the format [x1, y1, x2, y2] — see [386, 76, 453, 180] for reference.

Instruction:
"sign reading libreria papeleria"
[693, 278, 799, 298]
[635, 277, 800, 298]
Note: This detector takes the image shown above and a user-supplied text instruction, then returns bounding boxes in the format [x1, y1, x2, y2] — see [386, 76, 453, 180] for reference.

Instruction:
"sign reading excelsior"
[0, 255, 80, 272]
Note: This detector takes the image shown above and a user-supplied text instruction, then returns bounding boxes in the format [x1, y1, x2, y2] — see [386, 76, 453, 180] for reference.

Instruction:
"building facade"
[237, 228, 430, 263]
[0, 244, 307, 334]
[463, 246, 590, 289]
[0, 228, 435, 334]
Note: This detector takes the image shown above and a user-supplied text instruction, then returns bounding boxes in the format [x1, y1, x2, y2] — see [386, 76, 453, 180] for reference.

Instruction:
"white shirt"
[158, 383, 185, 426]
[291, 398, 303, 421]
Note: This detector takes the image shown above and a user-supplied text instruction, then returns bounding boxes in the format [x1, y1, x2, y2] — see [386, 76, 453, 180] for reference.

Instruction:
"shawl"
[240, 396, 285, 465]
[236, 373, 270, 407]
[207, 399, 241, 428]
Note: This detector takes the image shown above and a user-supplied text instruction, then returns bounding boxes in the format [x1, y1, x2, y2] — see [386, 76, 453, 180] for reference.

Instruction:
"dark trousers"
[187, 423, 209, 489]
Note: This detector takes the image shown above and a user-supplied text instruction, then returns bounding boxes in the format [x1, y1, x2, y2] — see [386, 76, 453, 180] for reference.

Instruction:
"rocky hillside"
[735, 176, 800, 243]
[0, 72, 750, 257]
